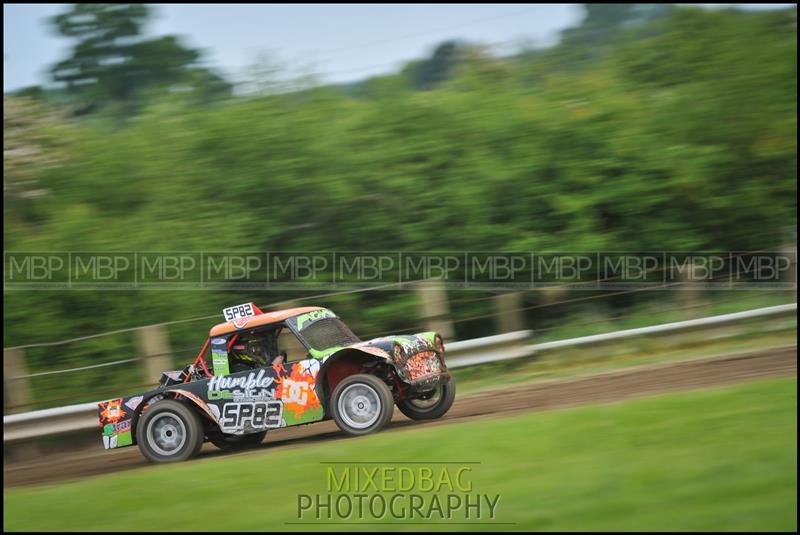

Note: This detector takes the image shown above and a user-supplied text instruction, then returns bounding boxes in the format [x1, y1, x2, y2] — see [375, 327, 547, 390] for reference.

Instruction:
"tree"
[49, 4, 229, 110]
[404, 40, 464, 90]
[551, 3, 674, 71]
[3, 96, 71, 232]
[50, 4, 150, 100]
[238, 51, 290, 97]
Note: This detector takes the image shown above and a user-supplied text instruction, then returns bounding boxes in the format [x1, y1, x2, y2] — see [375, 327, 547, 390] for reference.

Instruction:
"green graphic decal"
[420, 332, 437, 345]
[295, 309, 335, 331]
[116, 430, 133, 447]
[212, 349, 230, 376]
[282, 405, 324, 426]
[308, 346, 342, 360]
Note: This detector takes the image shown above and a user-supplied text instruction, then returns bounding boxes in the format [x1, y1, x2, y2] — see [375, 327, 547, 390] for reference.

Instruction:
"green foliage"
[3, 6, 797, 403]
[3, 97, 72, 228]
[49, 4, 230, 113]
[552, 4, 675, 71]
[403, 40, 465, 90]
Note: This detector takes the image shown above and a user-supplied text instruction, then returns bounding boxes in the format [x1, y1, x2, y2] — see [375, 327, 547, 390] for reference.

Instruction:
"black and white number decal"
[220, 401, 283, 432]
[223, 303, 255, 322]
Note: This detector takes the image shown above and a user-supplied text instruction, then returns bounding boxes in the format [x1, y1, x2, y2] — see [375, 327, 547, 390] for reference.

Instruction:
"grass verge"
[4, 376, 796, 531]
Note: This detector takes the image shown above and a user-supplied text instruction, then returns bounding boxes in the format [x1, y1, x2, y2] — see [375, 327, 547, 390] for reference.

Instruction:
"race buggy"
[98, 304, 456, 463]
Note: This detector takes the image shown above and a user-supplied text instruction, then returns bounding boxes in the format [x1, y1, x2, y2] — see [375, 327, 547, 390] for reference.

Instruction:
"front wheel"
[330, 374, 394, 436]
[397, 377, 456, 420]
[136, 400, 204, 463]
[208, 430, 267, 451]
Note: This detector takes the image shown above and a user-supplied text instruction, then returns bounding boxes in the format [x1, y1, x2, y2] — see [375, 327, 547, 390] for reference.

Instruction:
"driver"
[229, 331, 284, 372]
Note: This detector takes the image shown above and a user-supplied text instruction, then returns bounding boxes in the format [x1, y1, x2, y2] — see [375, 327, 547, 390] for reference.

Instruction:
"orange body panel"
[208, 306, 325, 336]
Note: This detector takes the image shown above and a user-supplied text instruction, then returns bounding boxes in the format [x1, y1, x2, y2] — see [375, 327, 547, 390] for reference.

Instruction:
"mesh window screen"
[300, 318, 361, 349]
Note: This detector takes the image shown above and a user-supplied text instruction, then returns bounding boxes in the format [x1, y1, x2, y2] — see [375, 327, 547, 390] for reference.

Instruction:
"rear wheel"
[396, 377, 456, 420]
[208, 430, 267, 451]
[330, 374, 394, 436]
[136, 400, 204, 463]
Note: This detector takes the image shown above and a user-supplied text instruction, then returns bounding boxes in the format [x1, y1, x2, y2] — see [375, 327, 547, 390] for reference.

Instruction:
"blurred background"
[3, 5, 798, 531]
[3, 4, 797, 411]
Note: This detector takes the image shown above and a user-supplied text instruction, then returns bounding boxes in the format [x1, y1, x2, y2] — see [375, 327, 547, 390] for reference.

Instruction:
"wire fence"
[3, 252, 795, 411]
[5, 292, 795, 413]
[6, 249, 784, 351]
[8, 288, 772, 381]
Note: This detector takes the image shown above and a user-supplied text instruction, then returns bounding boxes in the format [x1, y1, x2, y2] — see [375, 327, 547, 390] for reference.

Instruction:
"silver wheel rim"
[338, 383, 382, 429]
[408, 384, 443, 411]
[147, 413, 187, 456]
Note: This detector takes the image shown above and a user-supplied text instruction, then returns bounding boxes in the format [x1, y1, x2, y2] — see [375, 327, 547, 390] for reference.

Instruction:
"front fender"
[316, 334, 450, 408]
[355, 332, 449, 384]
[316, 348, 395, 408]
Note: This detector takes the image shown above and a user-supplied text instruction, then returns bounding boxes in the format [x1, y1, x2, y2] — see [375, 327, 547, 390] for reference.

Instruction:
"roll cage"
[185, 313, 338, 382]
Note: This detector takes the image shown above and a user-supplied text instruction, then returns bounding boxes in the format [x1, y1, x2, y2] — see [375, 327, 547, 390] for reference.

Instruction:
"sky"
[3, 4, 795, 92]
[2, 4, 581, 92]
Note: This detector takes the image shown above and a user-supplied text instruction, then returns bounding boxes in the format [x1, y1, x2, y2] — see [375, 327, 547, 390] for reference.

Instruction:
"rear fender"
[167, 388, 220, 424]
[133, 388, 219, 436]
[98, 391, 161, 449]
[98, 388, 219, 449]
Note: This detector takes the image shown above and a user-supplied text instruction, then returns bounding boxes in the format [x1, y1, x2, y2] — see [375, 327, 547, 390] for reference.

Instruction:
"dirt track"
[4, 345, 796, 488]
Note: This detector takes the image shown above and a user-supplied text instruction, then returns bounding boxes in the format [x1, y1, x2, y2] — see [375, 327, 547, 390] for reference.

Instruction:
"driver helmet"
[231, 335, 268, 366]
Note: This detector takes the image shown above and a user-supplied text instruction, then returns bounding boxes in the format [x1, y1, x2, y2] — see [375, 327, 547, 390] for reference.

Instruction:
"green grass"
[4, 377, 797, 532]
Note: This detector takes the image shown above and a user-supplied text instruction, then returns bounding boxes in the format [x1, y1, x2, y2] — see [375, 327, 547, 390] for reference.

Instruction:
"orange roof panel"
[208, 306, 325, 336]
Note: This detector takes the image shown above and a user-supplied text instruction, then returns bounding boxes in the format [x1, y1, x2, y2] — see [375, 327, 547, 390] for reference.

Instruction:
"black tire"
[397, 377, 456, 421]
[330, 374, 394, 436]
[208, 430, 267, 451]
[136, 400, 204, 463]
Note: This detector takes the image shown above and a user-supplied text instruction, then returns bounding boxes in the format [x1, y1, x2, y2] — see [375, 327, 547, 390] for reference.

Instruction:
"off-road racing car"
[98, 304, 455, 463]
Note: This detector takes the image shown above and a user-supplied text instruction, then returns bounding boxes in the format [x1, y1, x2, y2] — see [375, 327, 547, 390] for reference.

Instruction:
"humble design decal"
[209, 370, 285, 433]
[205, 360, 323, 432]
[208, 369, 276, 401]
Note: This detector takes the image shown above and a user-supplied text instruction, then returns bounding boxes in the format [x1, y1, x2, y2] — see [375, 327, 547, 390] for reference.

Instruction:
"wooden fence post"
[3, 348, 42, 460]
[679, 259, 708, 319]
[3, 348, 33, 414]
[785, 227, 797, 301]
[136, 325, 173, 383]
[416, 279, 455, 341]
[494, 292, 524, 333]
